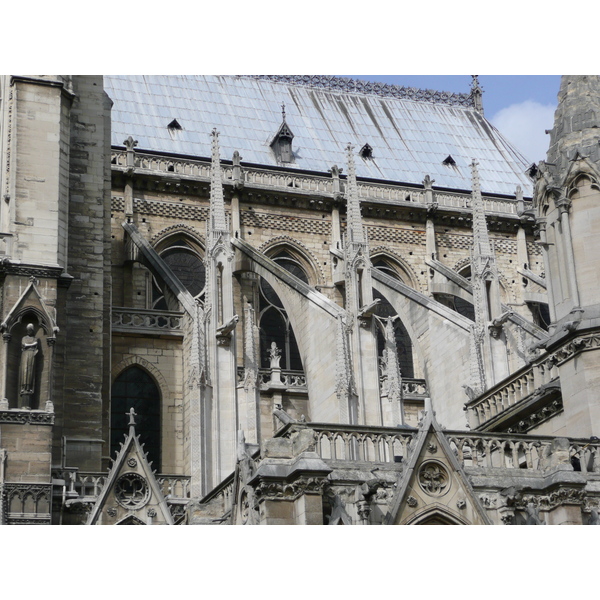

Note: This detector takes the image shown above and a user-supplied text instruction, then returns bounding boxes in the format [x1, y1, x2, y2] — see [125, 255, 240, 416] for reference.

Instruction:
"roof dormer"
[270, 102, 294, 163]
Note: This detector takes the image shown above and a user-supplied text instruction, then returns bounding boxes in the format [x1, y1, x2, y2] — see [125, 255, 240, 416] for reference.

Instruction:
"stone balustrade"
[156, 475, 191, 499]
[380, 377, 428, 400]
[51, 469, 191, 501]
[111, 307, 184, 336]
[284, 423, 416, 464]
[446, 431, 600, 473]
[111, 149, 531, 217]
[464, 355, 560, 430]
[259, 368, 307, 389]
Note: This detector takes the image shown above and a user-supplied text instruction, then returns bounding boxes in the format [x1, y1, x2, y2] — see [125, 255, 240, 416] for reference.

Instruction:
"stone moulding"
[0, 409, 54, 425]
[253, 475, 328, 502]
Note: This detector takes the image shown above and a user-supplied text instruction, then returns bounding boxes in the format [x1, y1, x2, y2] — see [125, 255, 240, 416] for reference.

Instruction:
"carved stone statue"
[525, 502, 542, 525]
[268, 342, 282, 369]
[19, 323, 38, 408]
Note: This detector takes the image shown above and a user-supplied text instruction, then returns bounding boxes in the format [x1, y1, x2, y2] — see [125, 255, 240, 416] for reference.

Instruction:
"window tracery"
[259, 252, 306, 371]
[151, 238, 205, 309]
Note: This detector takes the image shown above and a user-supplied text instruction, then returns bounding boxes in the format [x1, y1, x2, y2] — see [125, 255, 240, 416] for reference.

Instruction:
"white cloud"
[491, 100, 556, 164]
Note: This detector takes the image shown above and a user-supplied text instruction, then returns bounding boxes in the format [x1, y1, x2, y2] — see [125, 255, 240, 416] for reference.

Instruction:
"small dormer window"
[359, 143, 373, 160]
[168, 119, 182, 130]
[442, 155, 456, 167]
[270, 102, 294, 164]
[277, 133, 293, 163]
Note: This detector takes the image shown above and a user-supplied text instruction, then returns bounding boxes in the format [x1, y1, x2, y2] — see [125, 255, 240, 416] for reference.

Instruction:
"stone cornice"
[0, 409, 54, 425]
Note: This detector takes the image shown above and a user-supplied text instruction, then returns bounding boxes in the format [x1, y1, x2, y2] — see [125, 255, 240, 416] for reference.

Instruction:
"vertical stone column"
[535, 220, 557, 323]
[556, 197, 580, 308]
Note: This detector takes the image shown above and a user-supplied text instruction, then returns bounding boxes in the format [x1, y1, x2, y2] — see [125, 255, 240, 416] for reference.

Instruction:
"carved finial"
[470, 76, 484, 114]
[281, 102, 286, 121]
[124, 135, 138, 151]
[127, 407, 137, 427]
[423, 174, 435, 190]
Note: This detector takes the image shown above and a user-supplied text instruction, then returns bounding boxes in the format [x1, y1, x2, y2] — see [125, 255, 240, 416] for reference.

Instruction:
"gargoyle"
[357, 298, 380, 318]
[462, 384, 480, 402]
[216, 314, 239, 336]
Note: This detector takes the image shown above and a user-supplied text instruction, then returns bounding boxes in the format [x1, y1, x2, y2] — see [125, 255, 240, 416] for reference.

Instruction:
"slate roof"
[104, 75, 533, 197]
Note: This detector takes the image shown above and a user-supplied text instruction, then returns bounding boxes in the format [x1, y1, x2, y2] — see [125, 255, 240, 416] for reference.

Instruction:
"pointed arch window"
[111, 367, 161, 472]
[152, 238, 205, 310]
[259, 251, 306, 370]
[372, 290, 414, 378]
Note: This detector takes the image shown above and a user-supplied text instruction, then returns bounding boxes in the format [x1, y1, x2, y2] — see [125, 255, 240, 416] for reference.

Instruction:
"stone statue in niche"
[19, 323, 39, 409]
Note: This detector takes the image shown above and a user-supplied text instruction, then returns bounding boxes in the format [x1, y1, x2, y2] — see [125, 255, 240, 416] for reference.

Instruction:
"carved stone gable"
[385, 407, 491, 525]
[86, 417, 174, 525]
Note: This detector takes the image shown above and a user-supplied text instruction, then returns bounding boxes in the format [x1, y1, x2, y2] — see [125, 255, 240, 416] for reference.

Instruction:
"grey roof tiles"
[104, 75, 533, 197]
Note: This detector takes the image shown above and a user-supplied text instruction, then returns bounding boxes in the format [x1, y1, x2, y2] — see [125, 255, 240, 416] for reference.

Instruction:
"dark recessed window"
[360, 144, 373, 159]
[167, 119, 182, 130]
[259, 252, 307, 370]
[442, 155, 456, 167]
[111, 366, 161, 472]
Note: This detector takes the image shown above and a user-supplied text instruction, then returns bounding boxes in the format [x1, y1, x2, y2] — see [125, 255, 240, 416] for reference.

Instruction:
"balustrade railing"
[380, 377, 428, 399]
[111, 307, 184, 335]
[51, 469, 191, 501]
[446, 432, 600, 473]
[156, 476, 191, 499]
[284, 423, 415, 464]
[111, 149, 530, 217]
[259, 369, 307, 389]
[464, 355, 560, 429]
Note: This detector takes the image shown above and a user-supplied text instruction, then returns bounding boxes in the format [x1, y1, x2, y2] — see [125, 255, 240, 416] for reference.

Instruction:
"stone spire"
[345, 144, 366, 244]
[470, 76, 484, 114]
[209, 128, 228, 236]
[546, 76, 600, 170]
[470, 160, 493, 262]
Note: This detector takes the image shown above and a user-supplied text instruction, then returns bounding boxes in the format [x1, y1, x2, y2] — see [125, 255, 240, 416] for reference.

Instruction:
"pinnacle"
[546, 76, 600, 168]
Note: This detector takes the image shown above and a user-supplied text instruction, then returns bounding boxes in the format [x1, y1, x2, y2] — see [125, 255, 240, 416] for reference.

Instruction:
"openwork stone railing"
[464, 355, 560, 430]
[446, 432, 600, 473]
[111, 307, 184, 336]
[52, 469, 191, 501]
[287, 423, 416, 464]
[111, 149, 531, 217]
[380, 377, 428, 400]
[259, 369, 307, 389]
[244, 167, 334, 194]
[156, 476, 191, 499]
[237, 367, 308, 390]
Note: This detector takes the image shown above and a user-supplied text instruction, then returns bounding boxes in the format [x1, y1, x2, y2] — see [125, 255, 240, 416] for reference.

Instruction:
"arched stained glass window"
[111, 367, 161, 472]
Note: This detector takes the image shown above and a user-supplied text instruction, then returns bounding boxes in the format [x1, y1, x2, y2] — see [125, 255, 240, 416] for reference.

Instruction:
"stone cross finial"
[127, 407, 137, 427]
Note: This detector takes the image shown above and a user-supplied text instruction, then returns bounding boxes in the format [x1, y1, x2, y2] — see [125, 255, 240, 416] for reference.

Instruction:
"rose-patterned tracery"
[115, 473, 150, 509]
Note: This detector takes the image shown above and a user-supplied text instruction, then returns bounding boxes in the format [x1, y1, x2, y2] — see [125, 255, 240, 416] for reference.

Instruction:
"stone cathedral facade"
[0, 74, 599, 525]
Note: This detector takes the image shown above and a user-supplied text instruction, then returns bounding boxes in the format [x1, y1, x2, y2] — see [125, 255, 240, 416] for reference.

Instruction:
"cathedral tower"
[534, 75, 600, 436]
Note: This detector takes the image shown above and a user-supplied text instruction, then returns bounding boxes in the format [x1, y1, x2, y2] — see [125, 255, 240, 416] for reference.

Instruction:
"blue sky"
[353, 76, 561, 164]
